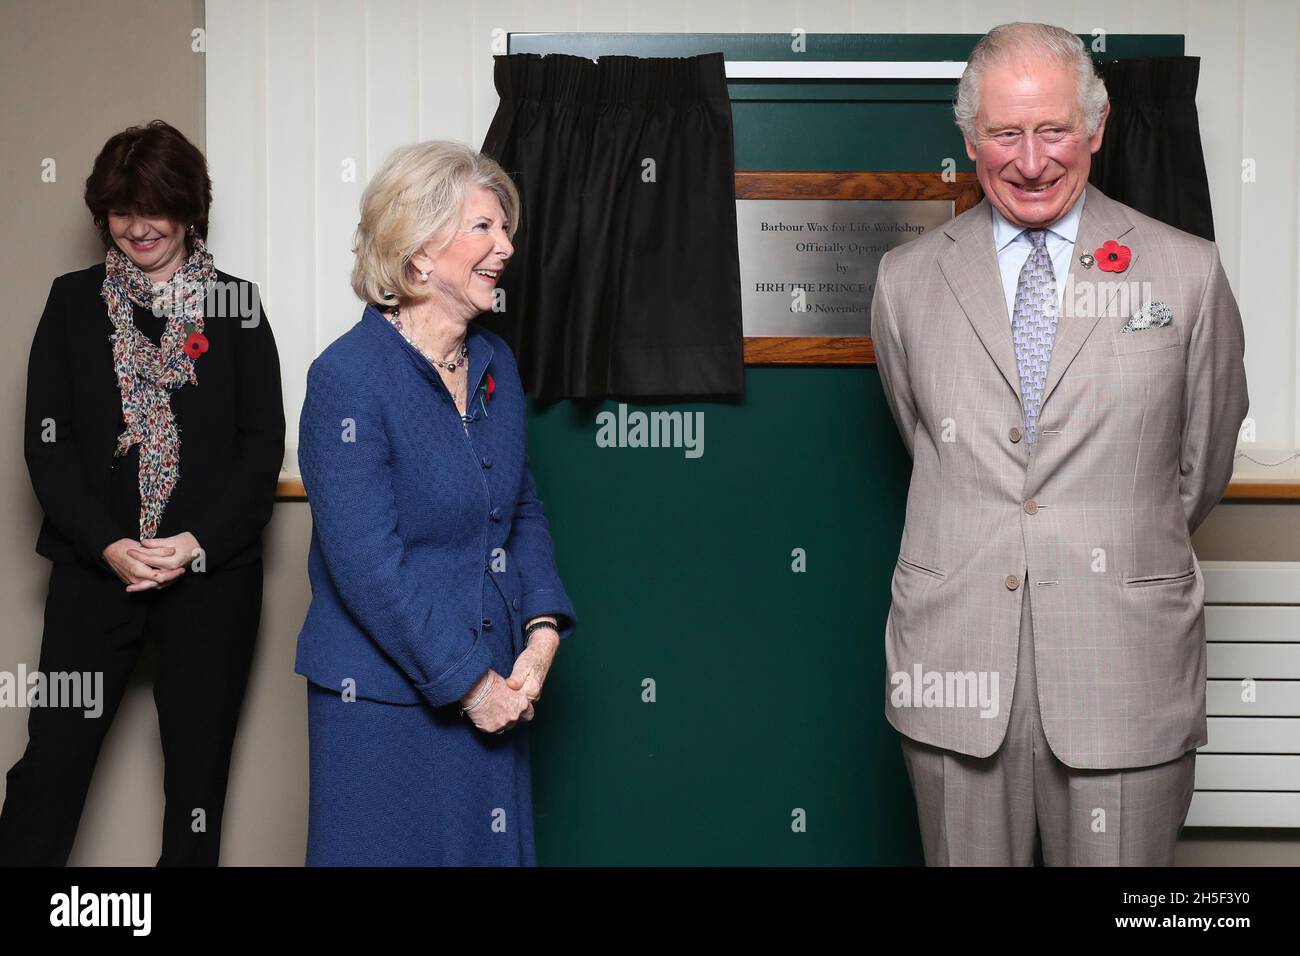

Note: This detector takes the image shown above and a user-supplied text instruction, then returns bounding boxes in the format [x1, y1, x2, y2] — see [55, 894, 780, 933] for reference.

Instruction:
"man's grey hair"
[954, 22, 1109, 142]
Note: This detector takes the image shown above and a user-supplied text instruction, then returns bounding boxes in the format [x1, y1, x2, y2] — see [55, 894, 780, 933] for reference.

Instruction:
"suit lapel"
[1040, 183, 1139, 410]
[938, 199, 1023, 406]
[465, 324, 494, 403]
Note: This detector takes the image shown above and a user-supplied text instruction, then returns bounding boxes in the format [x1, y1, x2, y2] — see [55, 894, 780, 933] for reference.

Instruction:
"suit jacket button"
[1023, 499, 1038, 515]
[481, 617, 493, 630]
[1005, 574, 1020, 590]
[489, 507, 502, 521]
[1009, 426, 1022, 443]
[511, 597, 520, 611]
[481, 457, 492, 468]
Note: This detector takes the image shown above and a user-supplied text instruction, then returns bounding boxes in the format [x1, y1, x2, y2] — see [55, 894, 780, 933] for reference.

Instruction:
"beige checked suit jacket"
[871, 183, 1249, 770]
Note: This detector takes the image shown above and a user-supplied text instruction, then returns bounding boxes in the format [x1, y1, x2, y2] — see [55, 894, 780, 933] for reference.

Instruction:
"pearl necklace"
[386, 306, 468, 372]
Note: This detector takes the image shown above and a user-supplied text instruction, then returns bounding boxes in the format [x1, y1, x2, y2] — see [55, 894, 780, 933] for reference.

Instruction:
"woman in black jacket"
[0, 120, 285, 866]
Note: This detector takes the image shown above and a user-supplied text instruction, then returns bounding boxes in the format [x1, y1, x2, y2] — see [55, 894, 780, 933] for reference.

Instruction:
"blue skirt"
[305, 594, 535, 866]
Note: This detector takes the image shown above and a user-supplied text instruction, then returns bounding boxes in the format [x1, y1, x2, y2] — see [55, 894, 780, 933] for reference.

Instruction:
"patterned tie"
[1010, 229, 1058, 447]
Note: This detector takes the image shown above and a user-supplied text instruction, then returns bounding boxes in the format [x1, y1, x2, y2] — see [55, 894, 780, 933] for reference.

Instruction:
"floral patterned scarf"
[101, 238, 215, 540]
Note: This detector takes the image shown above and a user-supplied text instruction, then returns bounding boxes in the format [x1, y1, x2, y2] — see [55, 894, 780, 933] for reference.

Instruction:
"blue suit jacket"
[295, 305, 576, 707]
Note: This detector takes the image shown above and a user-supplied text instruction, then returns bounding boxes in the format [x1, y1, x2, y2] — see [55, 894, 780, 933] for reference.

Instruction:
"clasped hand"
[102, 531, 201, 592]
[461, 626, 560, 735]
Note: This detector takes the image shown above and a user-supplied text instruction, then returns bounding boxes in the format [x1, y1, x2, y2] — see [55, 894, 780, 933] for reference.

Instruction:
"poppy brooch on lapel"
[182, 322, 209, 360]
[477, 372, 495, 417]
[1094, 240, 1132, 273]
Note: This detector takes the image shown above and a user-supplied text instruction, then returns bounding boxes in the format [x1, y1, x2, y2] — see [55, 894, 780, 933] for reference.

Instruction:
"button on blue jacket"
[295, 305, 576, 706]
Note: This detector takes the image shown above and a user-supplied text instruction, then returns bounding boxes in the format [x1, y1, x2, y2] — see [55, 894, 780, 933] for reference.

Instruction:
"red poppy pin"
[476, 372, 495, 417]
[1095, 240, 1132, 273]
[182, 322, 209, 360]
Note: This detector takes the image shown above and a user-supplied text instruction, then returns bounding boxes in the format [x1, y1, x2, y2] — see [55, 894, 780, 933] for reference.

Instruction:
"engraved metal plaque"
[737, 199, 953, 336]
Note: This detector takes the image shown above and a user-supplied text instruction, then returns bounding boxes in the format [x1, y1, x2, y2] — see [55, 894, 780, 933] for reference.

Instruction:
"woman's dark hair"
[84, 120, 212, 251]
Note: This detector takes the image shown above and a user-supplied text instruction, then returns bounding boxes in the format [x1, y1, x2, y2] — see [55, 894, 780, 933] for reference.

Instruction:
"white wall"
[206, 0, 1297, 462]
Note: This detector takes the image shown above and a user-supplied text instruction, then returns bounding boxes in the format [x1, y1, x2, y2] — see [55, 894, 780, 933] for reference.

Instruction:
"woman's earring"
[418, 271, 428, 281]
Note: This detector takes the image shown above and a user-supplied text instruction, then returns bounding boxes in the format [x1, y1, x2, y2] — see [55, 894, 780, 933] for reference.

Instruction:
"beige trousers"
[899, 583, 1197, 866]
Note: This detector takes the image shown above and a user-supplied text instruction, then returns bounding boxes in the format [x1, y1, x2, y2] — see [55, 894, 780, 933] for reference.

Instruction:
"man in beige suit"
[871, 22, 1249, 865]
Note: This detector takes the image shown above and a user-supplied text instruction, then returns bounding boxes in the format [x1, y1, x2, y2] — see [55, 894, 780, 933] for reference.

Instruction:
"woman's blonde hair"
[351, 140, 521, 306]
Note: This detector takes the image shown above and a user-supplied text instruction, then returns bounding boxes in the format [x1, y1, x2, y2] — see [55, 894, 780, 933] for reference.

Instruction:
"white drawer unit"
[1188, 561, 1300, 827]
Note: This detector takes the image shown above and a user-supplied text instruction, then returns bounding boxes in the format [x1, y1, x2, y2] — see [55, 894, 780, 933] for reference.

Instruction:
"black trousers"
[0, 559, 262, 866]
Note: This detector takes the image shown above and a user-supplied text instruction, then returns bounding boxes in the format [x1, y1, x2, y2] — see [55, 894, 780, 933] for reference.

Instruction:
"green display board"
[508, 32, 1183, 865]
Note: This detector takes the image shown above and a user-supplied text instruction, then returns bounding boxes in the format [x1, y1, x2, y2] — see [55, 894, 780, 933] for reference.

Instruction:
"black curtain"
[1090, 56, 1215, 241]
[480, 52, 744, 401]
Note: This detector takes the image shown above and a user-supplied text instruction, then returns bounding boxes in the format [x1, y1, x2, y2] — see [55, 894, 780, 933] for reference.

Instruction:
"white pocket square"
[1121, 300, 1174, 333]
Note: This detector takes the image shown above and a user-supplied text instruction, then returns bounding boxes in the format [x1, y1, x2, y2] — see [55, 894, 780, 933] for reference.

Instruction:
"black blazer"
[25, 263, 285, 574]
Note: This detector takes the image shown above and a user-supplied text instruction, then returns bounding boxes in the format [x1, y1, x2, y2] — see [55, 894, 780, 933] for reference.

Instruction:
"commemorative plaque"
[734, 172, 982, 365]
[737, 199, 952, 336]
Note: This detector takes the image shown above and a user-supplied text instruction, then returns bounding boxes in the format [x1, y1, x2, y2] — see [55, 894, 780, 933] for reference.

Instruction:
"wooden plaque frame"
[737, 171, 983, 366]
